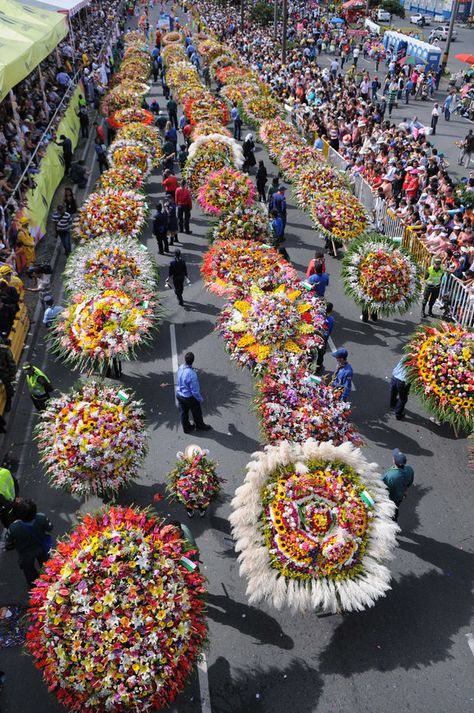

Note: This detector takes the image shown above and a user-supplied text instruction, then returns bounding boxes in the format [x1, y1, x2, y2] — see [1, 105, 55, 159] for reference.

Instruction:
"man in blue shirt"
[231, 103, 242, 140]
[271, 186, 287, 235]
[308, 265, 329, 297]
[176, 352, 212, 433]
[270, 210, 284, 246]
[390, 358, 410, 420]
[382, 449, 414, 522]
[330, 347, 353, 401]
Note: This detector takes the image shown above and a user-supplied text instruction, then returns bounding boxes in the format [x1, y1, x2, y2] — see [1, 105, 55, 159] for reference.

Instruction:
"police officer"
[330, 348, 353, 401]
[23, 363, 53, 411]
[0, 461, 19, 528]
[421, 256, 444, 318]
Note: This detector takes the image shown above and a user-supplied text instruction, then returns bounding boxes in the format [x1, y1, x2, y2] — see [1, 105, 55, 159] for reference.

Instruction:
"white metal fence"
[440, 272, 474, 328]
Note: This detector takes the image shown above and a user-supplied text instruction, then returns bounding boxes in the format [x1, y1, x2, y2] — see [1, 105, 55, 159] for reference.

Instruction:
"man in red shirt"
[162, 170, 178, 201]
[175, 179, 193, 234]
[93, 122, 105, 144]
[182, 121, 192, 145]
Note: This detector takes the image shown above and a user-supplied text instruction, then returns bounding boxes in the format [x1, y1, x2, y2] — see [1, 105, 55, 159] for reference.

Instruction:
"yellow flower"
[237, 334, 256, 347]
[284, 339, 302, 353]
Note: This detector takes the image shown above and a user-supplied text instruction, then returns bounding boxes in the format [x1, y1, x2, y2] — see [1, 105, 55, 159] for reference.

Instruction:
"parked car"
[376, 8, 391, 22]
[409, 13, 431, 26]
[429, 26, 457, 41]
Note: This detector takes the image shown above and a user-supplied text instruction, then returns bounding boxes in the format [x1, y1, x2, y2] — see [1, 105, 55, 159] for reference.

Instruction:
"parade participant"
[231, 102, 242, 140]
[175, 179, 193, 234]
[23, 363, 53, 411]
[307, 264, 329, 298]
[256, 160, 268, 201]
[42, 297, 63, 327]
[315, 302, 334, 375]
[6, 498, 53, 586]
[270, 186, 287, 235]
[0, 461, 19, 528]
[165, 198, 179, 246]
[330, 348, 353, 401]
[382, 449, 414, 522]
[0, 337, 16, 412]
[162, 169, 178, 201]
[51, 204, 73, 256]
[305, 249, 326, 277]
[153, 203, 169, 255]
[166, 249, 189, 307]
[390, 359, 410, 420]
[270, 210, 284, 246]
[176, 352, 212, 434]
[421, 256, 444, 318]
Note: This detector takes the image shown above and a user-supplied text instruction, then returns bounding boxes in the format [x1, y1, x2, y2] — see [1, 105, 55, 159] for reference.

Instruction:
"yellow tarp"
[0, 0, 68, 101]
[24, 84, 81, 235]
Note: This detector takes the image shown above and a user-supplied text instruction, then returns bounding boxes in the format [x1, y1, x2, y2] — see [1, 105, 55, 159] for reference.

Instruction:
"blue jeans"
[58, 230, 71, 256]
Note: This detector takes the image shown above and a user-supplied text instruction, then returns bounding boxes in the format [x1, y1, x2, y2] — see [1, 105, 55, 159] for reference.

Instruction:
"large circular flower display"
[259, 118, 298, 160]
[108, 139, 152, 177]
[73, 190, 148, 242]
[184, 150, 233, 194]
[294, 164, 344, 211]
[241, 95, 282, 127]
[255, 362, 362, 445]
[117, 123, 163, 165]
[404, 322, 474, 429]
[310, 189, 367, 242]
[187, 133, 244, 168]
[201, 239, 297, 297]
[100, 84, 144, 116]
[191, 121, 231, 140]
[230, 440, 399, 613]
[26, 507, 207, 711]
[109, 107, 154, 128]
[167, 445, 221, 512]
[63, 236, 157, 294]
[212, 205, 272, 243]
[99, 166, 145, 192]
[341, 234, 420, 315]
[197, 168, 255, 215]
[35, 382, 148, 497]
[184, 94, 229, 126]
[53, 287, 158, 368]
[216, 284, 324, 372]
[279, 145, 323, 182]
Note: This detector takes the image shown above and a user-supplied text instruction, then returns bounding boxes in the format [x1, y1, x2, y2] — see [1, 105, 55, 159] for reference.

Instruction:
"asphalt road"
[0, 8, 472, 713]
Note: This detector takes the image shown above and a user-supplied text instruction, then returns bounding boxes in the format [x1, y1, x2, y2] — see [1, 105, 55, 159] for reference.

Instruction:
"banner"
[24, 84, 82, 238]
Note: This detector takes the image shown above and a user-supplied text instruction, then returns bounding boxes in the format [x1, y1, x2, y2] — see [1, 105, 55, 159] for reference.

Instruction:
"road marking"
[197, 652, 212, 713]
[327, 337, 356, 391]
[466, 633, 474, 657]
[169, 323, 179, 404]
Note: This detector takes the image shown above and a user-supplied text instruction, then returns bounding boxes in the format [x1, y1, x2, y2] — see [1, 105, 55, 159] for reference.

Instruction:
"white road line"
[466, 633, 474, 657]
[197, 652, 212, 713]
[169, 323, 179, 404]
[327, 337, 356, 391]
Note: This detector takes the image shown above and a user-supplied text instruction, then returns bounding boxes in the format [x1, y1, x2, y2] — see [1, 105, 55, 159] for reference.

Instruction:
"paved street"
[0, 8, 473, 713]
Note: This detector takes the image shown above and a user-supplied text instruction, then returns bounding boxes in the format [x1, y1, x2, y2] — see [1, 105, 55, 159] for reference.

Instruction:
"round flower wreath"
[201, 239, 297, 297]
[116, 123, 163, 165]
[184, 150, 234, 195]
[108, 139, 152, 177]
[341, 233, 421, 316]
[230, 440, 399, 613]
[211, 205, 272, 244]
[259, 118, 299, 160]
[241, 95, 282, 128]
[294, 164, 344, 211]
[73, 190, 148, 242]
[184, 95, 229, 126]
[161, 43, 187, 64]
[52, 287, 159, 369]
[109, 107, 154, 129]
[187, 134, 244, 169]
[404, 322, 474, 430]
[34, 382, 148, 497]
[191, 121, 231, 140]
[197, 167, 255, 216]
[166, 445, 221, 512]
[63, 236, 158, 295]
[99, 166, 145, 192]
[162, 30, 182, 45]
[100, 85, 144, 117]
[255, 361, 363, 446]
[310, 189, 368, 242]
[216, 284, 325, 373]
[279, 145, 323, 183]
[26, 507, 207, 712]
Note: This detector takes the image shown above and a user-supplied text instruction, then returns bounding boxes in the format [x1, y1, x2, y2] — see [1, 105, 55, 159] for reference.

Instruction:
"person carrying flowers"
[329, 348, 353, 401]
[167, 445, 220, 518]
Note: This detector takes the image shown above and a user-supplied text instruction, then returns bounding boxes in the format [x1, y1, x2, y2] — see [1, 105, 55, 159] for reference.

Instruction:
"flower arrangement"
[34, 382, 148, 497]
[212, 205, 272, 244]
[184, 151, 233, 194]
[201, 239, 297, 297]
[197, 167, 255, 215]
[279, 145, 323, 182]
[259, 118, 298, 159]
[215, 66, 256, 85]
[166, 62, 201, 99]
[197, 39, 228, 62]
[184, 95, 229, 126]
[255, 361, 362, 445]
[63, 236, 157, 295]
[221, 82, 260, 106]
[341, 233, 421, 315]
[310, 189, 367, 242]
[166, 445, 221, 512]
[187, 133, 244, 169]
[404, 322, 474, 430]
[162, 30, 182, 45]
[294, 164, 344, 211]
[161, 43, 187, 64]
[99, 166, 145, 192]
[109, 107, 154, 129]
[124, 30, 147, 45]
[216, 284, 324, 373]
[108, 139, 152, 177]
[117, 61, 151, 82]
[191, 122, 231, 140]
[116, 123, 163, 165]
[73, 190, 148, 242]
[241, 95, 282, 128]
[229, 440, 399, 613]
[52, 287, 158, 369]
[100, 84, 144, 117]
[26, 506, 207, 711]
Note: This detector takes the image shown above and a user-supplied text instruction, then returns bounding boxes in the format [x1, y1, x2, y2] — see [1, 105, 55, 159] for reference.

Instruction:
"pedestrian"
[162, 169, 178, 200]
[231, 102, 242, 140]
[77, 104, 89, 138]
[256, 160, 268, 201]
[267, 176, 280, 210]
[42, 296, 63, 327]
[242, 133, 256, 171]
[307, 264, 329, 297]
[51, 204, 72, 256]
[458, 129, 474, 167]
[430, 103, 440, 135]
[443, 92, 453, 121]
[421, 256, 444, 318]
[165, 198, 179, 246]
[176, 352, 212, 433]
[390, 359, 410, 420]
[26, 264, 52, 309]
[175, 179, 193, 233]
[23, 363, 53, 411]
[63, 187, 77, 215]
[271, 186, 287, 236]
[153, 203, 169, 255]
[55, 134, 72, 174]
[93, 121, 105, 144]
[382, 449, 414, 522]
[0, 461, 19, 528]
[6, 498, 53, 587]
[352, 46, 359, 67]
[0, 338, 16, 413]
[315, 302, 334, 374]
[178, 143, 188, 171]
[329, 348, 353, 401]
[167, 94, 178, 128]
[94, 138, 108, 174]
[387, 80, 398, 117]
[306, 249, 326, 277]
[166, 248, 189, 306]
[270, 210, 284, 246]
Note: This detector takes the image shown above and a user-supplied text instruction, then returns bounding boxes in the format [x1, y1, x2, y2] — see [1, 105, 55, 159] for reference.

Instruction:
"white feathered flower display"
[229, 440, 399, 614]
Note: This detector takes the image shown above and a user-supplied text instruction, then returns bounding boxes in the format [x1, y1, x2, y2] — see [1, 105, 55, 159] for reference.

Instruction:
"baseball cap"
[332, 348, 348, 359]
[393, 448, 407, 467]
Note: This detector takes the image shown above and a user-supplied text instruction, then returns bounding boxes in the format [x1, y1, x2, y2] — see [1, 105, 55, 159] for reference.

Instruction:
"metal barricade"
[402, 227, 433, 272]
[326, 145, 349, 173]
[383, 208, 404, 240]
[439, 273, 474, 329]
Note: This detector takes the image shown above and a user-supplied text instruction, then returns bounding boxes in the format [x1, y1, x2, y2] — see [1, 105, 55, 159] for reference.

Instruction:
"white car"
[376, 9, 391, 22]
[429, 26, 457, 41]
[410, 13, 431, 25]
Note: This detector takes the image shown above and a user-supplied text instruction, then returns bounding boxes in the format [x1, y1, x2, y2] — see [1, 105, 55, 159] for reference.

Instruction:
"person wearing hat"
[421, 256, 444, 318]
[0, 266, 24, 300]
[23, 363, 53, 412]
[329, 348, 353, 401]
[15, 216, 36, 267]
[382, 449, 414, 522]
[271, 186, 287, 237]
[165, 249, 189, 307]
[42, 297, 63, 327]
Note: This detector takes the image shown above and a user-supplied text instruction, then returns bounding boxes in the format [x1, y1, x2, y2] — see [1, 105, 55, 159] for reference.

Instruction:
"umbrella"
[398, 55, 427, 65]
[330, 17, 345, 24]
[455, 53, 474, 64]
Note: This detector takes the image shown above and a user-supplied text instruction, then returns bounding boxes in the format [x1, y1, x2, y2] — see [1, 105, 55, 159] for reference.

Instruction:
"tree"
[380, 0, 405, 17]
[249, 0, 275, 25]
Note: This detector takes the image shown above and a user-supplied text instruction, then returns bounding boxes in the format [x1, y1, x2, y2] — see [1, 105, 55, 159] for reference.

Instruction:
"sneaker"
[183, 425, 196, 434]
[199, 509, 206, 517]
[186, 509, 194, 518]
[195, 424, 212, 431]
